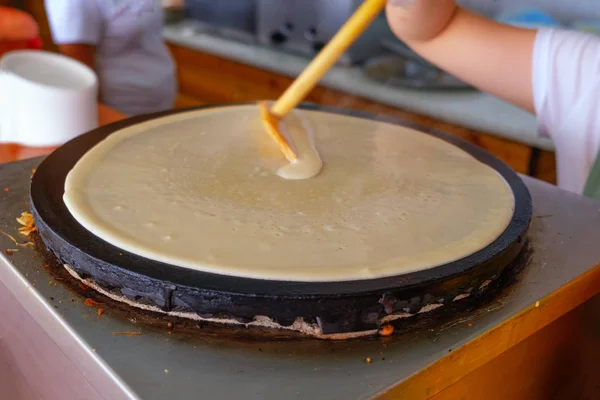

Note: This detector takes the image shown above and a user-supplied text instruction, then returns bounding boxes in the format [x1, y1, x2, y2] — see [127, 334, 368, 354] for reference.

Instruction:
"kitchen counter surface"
[164, 22, 553, 151]
[1, 159, 599, 398]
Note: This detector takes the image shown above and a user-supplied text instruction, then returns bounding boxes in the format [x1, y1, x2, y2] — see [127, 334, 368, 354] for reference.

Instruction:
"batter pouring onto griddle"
[274, 110, 323, 180]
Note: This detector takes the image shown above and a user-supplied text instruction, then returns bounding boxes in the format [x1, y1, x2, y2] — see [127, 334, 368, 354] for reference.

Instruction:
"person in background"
[0, 7, 42, 56]
[44, 0, 176, 116]
[386, 0, 600, 196]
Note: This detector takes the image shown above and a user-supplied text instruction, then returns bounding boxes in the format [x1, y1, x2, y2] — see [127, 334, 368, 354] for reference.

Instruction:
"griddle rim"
[30, 103, 532, 299]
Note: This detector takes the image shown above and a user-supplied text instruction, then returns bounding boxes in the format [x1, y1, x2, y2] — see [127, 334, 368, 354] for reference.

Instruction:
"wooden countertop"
[0, 104, 125, 164]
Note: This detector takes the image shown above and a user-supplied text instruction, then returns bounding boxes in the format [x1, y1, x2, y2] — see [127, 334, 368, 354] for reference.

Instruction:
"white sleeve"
[532, 28, 600, 194]
[533, 28, 600, 138]
[44, 0, 103, 45]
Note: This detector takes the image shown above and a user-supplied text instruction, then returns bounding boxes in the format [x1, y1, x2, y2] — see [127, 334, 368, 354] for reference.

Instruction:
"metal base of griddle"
[2, 158, 600, 400]
[29, 105, 532, 336]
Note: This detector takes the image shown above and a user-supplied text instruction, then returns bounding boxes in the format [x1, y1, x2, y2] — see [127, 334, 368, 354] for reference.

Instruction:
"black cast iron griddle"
[30, 104, 532, 336]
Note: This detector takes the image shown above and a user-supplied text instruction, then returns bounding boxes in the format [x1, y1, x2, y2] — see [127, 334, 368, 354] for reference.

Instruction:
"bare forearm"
[386, 2, 536, 113]
[57, 44, 96, 71]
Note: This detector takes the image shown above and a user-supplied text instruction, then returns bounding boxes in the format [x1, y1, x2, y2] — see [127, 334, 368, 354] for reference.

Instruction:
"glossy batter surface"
[63, 105, 514, 282]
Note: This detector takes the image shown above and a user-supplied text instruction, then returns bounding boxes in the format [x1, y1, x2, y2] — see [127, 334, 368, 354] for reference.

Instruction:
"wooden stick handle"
[270, 0, 386, 118]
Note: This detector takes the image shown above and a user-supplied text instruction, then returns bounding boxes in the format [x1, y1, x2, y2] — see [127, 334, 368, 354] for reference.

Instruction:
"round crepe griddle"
[30, 104, 532, 335]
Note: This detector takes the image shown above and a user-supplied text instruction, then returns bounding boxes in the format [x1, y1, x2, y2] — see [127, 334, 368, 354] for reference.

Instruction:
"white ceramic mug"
[0, 50, 98, 147]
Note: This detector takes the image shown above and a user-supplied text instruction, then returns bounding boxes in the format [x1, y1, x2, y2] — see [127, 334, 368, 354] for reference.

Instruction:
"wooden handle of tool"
[270, 0, 386, 118]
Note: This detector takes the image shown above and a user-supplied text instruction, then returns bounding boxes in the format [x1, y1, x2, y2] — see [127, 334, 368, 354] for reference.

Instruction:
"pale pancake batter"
[63, 105, 515, 282]
[275, 109, 323, 180]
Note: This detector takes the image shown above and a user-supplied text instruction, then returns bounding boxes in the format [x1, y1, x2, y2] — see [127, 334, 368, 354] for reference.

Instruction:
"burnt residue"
[29, 104, 533, 336]
[35, 232, 532, 343]
[33, 211, 528, 335]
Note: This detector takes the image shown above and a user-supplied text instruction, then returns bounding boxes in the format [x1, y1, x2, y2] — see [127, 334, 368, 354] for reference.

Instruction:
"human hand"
[386, 0, 457, 43]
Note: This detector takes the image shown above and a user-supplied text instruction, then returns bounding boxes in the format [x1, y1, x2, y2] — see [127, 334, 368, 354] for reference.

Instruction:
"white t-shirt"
[45, 0, 176, 116]
[533, 28, 600, 194]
